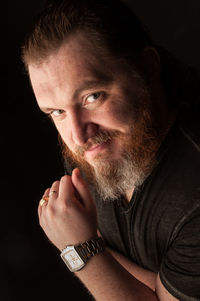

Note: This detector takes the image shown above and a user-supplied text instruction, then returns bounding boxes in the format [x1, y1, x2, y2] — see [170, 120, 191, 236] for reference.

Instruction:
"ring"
[40, 196, 49, 206]
[49, 190, 58, 196]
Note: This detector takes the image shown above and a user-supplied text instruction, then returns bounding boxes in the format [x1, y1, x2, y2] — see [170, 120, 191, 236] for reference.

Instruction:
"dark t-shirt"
[96, 115, 200, 300]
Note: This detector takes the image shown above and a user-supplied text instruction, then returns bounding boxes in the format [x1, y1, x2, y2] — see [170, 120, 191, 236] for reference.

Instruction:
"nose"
[69, 109, 98, 146]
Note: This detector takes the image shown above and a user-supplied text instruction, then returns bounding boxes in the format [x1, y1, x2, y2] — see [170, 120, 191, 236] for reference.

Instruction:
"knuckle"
[52, 180, 59, 186]
[61, 175, 70, 182]
[57, 201, 69, 213]
[46, 205, 56, 219]
[44, 188, 50, 194]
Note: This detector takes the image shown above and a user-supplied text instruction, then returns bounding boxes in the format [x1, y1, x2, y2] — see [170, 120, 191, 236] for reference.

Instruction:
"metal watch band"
[75, 237, 105, 262]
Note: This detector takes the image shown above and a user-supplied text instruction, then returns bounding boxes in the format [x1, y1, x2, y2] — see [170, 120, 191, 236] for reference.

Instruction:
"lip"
[84, 140, 110, 159]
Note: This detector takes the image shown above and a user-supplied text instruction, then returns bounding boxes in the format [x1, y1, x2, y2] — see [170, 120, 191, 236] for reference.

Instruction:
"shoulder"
[159, 205, 200, 300]
[178, 107, 200, 153]
[156, 114, 200, 300]
[132, 113, 200, 269]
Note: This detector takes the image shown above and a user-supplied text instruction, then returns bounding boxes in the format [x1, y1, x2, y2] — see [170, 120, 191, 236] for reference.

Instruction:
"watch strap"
[75, 237, 105, 262]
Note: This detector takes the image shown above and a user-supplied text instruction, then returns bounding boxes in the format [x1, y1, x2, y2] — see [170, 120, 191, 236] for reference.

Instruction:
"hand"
[38, 168, 98, 251]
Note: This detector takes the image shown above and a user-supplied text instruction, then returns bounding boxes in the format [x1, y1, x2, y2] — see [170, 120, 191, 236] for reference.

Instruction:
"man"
[22, 0, 200, 300]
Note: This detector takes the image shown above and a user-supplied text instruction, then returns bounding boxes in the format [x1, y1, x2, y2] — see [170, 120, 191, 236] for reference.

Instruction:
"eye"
[85, 92, 104, 105]
[51, 109, 64, 117]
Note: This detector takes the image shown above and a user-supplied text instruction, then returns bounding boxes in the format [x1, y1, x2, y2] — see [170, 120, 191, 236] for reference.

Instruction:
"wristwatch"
[60, 237, 105, 272]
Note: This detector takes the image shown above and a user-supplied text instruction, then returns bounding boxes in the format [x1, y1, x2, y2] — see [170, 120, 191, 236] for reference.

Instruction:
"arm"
[75, 249, 178, 301]
[38, 168, 178, 301]
[107, 247, 157, 291]
[97, 228, 157, 291]
[75, 248, 157, 301]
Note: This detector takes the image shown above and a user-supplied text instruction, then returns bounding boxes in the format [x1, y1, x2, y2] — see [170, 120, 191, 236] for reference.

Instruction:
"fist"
[38, 168, 98, 250]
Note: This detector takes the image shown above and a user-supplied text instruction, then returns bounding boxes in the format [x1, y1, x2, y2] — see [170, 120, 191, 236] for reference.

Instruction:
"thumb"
[72, 168, 94, 208]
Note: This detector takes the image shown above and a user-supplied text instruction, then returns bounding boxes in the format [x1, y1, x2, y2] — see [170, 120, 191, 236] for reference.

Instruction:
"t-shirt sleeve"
[159, 208, 200, 301]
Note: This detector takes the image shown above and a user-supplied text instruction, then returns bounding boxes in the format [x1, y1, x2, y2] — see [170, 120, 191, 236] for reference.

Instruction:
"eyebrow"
[74, 78, 113, 98]
[40, 77, 113, 113]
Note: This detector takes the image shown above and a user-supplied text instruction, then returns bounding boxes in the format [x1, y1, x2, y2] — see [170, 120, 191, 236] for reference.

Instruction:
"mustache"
[74, 129, 120, 156]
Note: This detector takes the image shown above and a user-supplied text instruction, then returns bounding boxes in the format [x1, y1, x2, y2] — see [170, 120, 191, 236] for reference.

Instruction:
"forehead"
[29, 34, 116, 90]
[28, 33, 138, 110]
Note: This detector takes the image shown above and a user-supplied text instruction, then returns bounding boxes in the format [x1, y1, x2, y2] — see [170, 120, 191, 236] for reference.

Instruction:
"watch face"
[61, 248, 85, 272]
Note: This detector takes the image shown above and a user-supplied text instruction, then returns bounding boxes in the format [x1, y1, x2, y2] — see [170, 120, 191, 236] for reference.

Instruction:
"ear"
[139, 46, 161, 85]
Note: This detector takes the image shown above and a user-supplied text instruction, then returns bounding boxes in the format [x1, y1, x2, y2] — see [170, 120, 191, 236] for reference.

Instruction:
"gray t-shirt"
[96, 116, 200, 300]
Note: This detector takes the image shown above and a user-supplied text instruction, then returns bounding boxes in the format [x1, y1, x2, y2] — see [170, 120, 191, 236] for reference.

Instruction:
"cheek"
[55, 122, 74, 151]
[101, 101, 134, 131]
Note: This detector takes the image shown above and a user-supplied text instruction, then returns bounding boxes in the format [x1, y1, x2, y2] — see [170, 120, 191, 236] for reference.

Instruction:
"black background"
[1, 1, 200, 300]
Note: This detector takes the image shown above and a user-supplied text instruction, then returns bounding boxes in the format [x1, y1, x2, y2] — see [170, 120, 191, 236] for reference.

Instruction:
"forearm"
[75, 249, 158, 301]
[108, 248, 157, 291]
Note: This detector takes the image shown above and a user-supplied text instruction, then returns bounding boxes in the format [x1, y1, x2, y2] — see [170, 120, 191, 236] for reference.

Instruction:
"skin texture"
[29, 34, 172, 202]
[29, 36, 147, 164]
[29, 34, 178, 300]
[38, 168, 97, 250]
[38, 168, 177, 301]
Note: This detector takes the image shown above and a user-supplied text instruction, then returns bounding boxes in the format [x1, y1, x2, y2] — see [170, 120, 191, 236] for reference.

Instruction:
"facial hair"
[59, 97, 163, 202]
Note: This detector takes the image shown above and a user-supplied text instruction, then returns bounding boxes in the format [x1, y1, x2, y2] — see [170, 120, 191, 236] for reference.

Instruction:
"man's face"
[29, 34, 161, 201]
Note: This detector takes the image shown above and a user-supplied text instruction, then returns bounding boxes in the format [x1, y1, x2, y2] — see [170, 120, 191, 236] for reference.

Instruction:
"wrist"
[60, 236, 106, 272]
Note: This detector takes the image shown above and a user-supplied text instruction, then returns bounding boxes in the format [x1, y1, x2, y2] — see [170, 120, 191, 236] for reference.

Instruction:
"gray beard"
[88, 151, 150, 202]
[63, 124, 160, 203]
[62, 100, 161, 203]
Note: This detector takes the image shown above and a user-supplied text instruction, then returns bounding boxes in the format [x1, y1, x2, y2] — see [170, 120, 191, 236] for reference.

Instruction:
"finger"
[38, 188, 50, 218]
[59, 175, 76, 205]
[44, 188, 51, 197]
[71, 168, 93, 207]
[48, 180, 60, 205]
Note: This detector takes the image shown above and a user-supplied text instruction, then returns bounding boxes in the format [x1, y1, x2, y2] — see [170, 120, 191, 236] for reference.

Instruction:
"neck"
[125, 188, 135, 203]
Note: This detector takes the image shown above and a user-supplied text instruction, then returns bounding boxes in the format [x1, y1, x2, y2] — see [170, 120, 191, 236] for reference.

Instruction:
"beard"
[58, 94, 163, 202]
